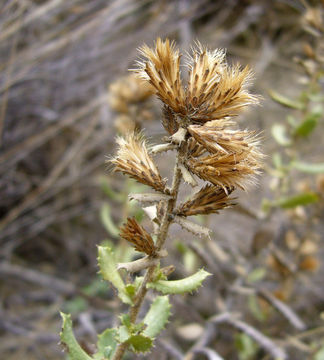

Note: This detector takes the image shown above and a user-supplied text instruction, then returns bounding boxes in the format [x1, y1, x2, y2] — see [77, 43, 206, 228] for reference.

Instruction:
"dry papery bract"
[110, 132, 167, 193]
[120, 217, 157, 256]
[175, 184, 235, 216]
[136, 38, 259, 124]
[187, 151, 260, 191]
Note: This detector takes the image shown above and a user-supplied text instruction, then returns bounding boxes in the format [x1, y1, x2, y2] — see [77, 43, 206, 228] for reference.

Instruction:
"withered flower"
[176, 184, 235, 216]
[188, 124, 260, 155]
[136, 38, 186, 115]
[187, 151, 260, 191]
[162, 105, 179, 135]
[136, 38, 259, 124]
[120, 217, 156, 256]
[110, 132, 167, 193]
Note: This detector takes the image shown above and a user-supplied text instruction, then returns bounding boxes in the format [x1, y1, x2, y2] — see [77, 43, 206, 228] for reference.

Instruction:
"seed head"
[110, 132, 167, 193]
[120, 217, 156, 256]
[188, 124, 260, 155]
[136, 38, 186, 115]
[176, 184, 235, 216]
[135, 38, 259, 124]
[187, 151, 260, 191]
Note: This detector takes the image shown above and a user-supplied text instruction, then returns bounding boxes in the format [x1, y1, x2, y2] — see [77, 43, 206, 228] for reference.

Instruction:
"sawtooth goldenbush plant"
[60, 38, 263, 360]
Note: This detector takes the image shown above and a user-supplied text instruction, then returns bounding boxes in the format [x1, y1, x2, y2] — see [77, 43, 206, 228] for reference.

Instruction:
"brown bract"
[135, 38, 259, 124]
[188, 124, 260, 155]
[187, 151, 260, 191]
[176, 184, 235, 216]
[110, 132, 167, 193]
[136, 38, 186, 115]
[119, 217, 156, 256]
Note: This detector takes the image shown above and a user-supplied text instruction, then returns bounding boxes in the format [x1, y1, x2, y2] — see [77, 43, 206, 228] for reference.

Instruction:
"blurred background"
[1, 0, 324, 359]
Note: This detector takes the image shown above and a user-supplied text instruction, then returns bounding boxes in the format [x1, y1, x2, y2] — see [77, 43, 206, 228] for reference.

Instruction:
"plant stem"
[112, 141, 186, 360]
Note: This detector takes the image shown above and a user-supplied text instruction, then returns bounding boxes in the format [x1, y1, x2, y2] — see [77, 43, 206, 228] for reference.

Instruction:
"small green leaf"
[271, 124, 291, 146]
[235, 333, 259, 360]
[97, 246, 132, 305]
[276, 192, 319, 209]
[293, 112, 320, 137]
[63, 297, 88, 315]
[120, 314, 131, 328]
[143, 296, 171, 338]
[100, 204, 120, 237]
[60, 313, 93, 360]
[269, 90, 304, 110]
[314, 344, 324, 360]
[248, 295, 267, 322]
[94, 328, 118, 360]
[117, 325, 131, 343]
[292, 161, 324, 174]
[147, 268, 211, 294]
[125, 284, 136, 298]
[247, 268, 266, 283]
[126, 334, 153, 353]
[100, 177, 124, 202]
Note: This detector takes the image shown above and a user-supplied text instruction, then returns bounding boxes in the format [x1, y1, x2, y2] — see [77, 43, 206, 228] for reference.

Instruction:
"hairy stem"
[112, 140, 187, 360]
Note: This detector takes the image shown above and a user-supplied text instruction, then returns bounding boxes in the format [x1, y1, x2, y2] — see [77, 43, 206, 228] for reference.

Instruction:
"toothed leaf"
[97, 246, 132, 305]
[60, 313, 93, 360]
[143, 296, 171, 338]
[147, 268, 211, 294]
[93, 328, 117, 360]
[126, 335, 153, 353]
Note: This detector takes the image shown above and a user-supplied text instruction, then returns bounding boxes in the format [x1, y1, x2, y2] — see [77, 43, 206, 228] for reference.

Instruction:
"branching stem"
[112, 138, 187, 360]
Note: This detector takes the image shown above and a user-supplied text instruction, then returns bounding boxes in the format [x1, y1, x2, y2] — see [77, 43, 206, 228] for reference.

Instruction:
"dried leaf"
[174, 216, 212, 239]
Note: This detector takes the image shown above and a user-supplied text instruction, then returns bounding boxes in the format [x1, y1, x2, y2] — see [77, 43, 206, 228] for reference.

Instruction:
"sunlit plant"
[60, 38, 263, 360]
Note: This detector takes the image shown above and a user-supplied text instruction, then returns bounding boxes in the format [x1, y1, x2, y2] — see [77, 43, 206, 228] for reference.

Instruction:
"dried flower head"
[110, 132, 167, 193]
[176, 184, 235, 216]
[188, 124, 260, 155]
[120, 217, 156, 256]
[187, 151, 260, 191]
[135, 38, 259, 124]
[136, 38, 186, 115]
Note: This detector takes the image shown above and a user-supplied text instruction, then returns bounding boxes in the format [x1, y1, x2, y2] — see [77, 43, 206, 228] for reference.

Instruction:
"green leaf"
[247, 268, 266, 283]
[143, 296, 171, 338]
[276, 192, 319, 209]
[100, 204, 120, 238]
[235, 333, 259, 360]
[292, 161, 324, 174]
[97, 246, 132, 305]
[271, 124, 291, 146]
[314, 344, 324, 360]
[147, 268, 211, 294]
[269, 90, 304, 110]
[94, 329, 118, 360]
[100, 177, 124, 202]
[63, 297, 88, 315]
[248, 295, 267, 322]
[126, 334, 153, 353]
[60, 313, 93, 360]
[293, 112, 320, 137]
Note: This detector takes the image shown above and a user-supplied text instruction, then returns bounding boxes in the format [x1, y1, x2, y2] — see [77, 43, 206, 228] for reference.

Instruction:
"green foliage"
[147, 268, 211, 294]
[60, 313, 93, 360]
[235, 333, 259, 360]
[248, 295, 267, 322]
[116, 322, 153, 353]
[275, 192, 319, 209]
[271, 124, 291, 146]
[247, 267, 266, 283]
[93, 329, 118, 360]
[63, 297, 88, 315]
[314, 344, 324, 360]
[97, 246, 133, 305]
[100, 204, 120, 238]
[143, 296, 171, 338]
[269, 90, 304, 110]
[292, 161, 324, 174]
[293, 112, 320, 137]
